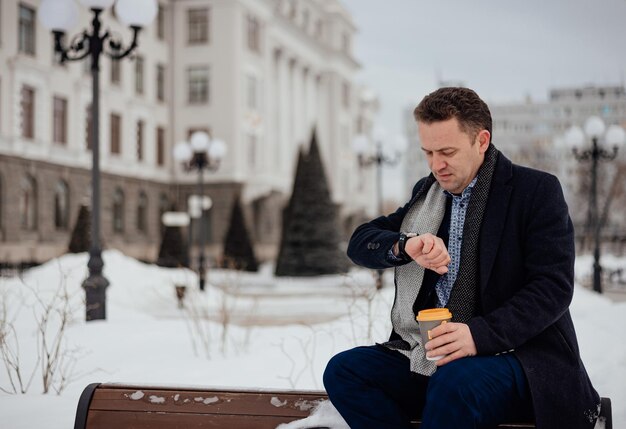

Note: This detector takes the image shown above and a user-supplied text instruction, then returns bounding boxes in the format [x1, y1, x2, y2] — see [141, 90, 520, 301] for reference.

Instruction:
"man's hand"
[405, 233, 451, 274]
[425, 322, 477, 366]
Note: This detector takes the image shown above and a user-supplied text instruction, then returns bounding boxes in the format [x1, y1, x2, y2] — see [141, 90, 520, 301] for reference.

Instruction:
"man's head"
[414, 87, 492, 194]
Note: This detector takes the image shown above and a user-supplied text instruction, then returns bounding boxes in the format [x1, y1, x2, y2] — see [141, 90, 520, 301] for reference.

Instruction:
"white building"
[0, 0, 377, 263]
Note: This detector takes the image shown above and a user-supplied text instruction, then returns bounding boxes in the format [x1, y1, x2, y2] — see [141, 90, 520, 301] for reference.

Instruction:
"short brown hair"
[414, 87, 492, 142]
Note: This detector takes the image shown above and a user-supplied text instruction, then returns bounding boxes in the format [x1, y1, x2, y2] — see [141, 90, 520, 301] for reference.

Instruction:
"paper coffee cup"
[416, 308, 452, 361]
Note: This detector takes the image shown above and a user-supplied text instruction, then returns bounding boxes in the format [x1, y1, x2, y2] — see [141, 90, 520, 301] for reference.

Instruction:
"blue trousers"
[323, 345, 533, 429]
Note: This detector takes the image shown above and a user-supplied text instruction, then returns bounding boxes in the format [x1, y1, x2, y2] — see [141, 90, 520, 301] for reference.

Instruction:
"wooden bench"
[73, 383, 613, 429]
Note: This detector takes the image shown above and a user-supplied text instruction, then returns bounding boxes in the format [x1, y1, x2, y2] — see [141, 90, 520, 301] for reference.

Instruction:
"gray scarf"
[386, 145, 499, 375]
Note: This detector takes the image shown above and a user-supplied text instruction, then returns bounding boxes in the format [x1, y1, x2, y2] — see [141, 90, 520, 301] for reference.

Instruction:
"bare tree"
[0, 293, 39, 394]
[0, 264, 85, 395]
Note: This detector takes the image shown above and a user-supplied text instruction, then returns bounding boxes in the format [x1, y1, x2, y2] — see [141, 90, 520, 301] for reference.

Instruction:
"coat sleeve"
[346, 179, 426, 270]
[467, 173, 576, 355]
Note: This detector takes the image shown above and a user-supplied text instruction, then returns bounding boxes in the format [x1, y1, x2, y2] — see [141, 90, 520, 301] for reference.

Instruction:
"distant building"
[0, 0, 377, 263]
[490, 85, 626, 244]
[403, 85, 626, 249]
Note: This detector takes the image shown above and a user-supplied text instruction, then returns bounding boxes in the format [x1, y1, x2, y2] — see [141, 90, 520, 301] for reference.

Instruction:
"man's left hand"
[425, 322, 477, 366]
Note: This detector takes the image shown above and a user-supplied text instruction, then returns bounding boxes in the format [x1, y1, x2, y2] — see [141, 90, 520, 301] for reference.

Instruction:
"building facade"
[0, 0, 377, 263]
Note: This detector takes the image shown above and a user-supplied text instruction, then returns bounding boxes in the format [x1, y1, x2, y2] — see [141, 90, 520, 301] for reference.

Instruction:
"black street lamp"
[40, 0, 157, 321]
[564, 116, 625, 293]
[353, 130, 407, 289]
[174, 132, 227, 291]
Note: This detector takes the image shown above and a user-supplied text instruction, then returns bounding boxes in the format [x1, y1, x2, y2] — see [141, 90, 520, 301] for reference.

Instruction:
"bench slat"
[89, 386, 327, 418]
[87, 410, 300, 429]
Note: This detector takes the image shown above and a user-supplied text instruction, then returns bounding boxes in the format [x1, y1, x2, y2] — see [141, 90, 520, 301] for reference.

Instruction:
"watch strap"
[398, 232, 417, 261]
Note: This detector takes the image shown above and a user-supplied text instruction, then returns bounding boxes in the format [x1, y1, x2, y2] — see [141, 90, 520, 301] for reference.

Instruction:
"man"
[323, 87, 599, 429]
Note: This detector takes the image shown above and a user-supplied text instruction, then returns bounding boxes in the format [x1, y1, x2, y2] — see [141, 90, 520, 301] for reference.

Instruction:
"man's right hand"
[404, 233, 450, 274]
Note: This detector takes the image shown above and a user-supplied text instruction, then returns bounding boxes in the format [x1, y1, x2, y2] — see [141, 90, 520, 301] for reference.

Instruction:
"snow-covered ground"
[0, 250, 624, 428]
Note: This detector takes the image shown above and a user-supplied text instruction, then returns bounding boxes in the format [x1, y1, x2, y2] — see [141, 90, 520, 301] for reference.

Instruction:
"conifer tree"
[156, 205, 188, 268]
[222, 196, 259, 271]
[275, 129, 350, 276]
[68, 205, 91, 253]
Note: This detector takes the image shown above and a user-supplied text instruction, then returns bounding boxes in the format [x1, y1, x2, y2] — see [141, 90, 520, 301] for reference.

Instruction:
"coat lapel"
[479, 153, 513, 295]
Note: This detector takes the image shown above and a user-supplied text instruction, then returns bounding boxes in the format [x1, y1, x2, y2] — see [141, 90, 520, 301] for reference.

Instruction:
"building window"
[18, 4, 36, 55]
[247, 75, 258, 110]
[53, 96, 68, 144]
[111, 59, 121, 85]
[341, 32, 350, 54]
[156, 64, 165, 102]
[247, 15, 260, 53]
[135, 55, 144, 94]
[113, 188, 125, 233]
[342, 81, 350, 109]
[54, 180, 70, 230]
[21, 85, 35, 139]
[86, 104, 93, 150]
[188, 66, 209, 104]
[356, 116, 365, 134]
[302, 9, 309, 32]
[137, 191, 148, 233]
[20, 175, 37, 230]
[188, 8, 209, 44]
[110, 113, 121, 154]
[314, 19, 323, 39]
[157, 126, 165, 166]
[288, 0, 297, 20]
[157, 4, 165, 40]
[52, 37, 65, 66]
[136, 120, 144, 161]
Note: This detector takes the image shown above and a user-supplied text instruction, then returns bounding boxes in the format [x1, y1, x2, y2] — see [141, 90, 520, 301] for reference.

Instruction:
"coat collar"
[479, 151, 513, 296]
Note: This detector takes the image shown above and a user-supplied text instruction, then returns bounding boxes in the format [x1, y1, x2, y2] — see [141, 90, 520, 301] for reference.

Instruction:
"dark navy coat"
[347, 151, 599, 429]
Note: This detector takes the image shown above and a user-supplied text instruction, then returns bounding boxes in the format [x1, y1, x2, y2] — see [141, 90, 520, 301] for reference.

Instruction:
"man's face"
[417, 118, 490, 194]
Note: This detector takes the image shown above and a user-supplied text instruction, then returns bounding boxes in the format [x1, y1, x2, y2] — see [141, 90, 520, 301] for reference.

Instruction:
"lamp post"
[563, 116, 625, 293]
[353, 129, 407, 289]
[40, 0, 157, 321]
[174, 132, 226, 291]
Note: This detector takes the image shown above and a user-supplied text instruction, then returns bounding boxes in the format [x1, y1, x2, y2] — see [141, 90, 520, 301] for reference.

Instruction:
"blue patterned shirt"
[435, 177, 478, 307]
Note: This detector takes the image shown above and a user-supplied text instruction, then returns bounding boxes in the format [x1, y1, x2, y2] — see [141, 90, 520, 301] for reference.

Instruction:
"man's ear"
[477, 130, 490, 154]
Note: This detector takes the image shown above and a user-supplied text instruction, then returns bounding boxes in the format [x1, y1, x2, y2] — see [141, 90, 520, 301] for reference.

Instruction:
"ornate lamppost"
[353, 129, 407, 289]
[39, 0, 157, 321]
[174, 132, 226, 291]
[563, 116, 625, 293]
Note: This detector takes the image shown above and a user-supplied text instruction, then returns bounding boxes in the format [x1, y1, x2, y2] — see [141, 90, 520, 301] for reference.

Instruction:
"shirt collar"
[444, 176, 478, 199]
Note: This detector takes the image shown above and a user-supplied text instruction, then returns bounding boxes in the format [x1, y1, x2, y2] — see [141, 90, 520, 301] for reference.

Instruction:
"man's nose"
[432, 154, 446, 171]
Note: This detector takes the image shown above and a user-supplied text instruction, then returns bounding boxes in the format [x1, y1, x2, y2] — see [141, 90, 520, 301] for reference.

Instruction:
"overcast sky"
[341, 0, 626, 201]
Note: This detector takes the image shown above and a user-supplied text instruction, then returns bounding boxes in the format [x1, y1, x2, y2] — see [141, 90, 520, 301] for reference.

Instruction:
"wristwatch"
[397, 232, 418, 261]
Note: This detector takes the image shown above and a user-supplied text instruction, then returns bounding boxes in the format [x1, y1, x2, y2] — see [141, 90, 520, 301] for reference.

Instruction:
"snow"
[149, 395, 165, 404]
[0, 249, 624, 428]
[129, 390, 144, 400]
[277, 399, 350, 429]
